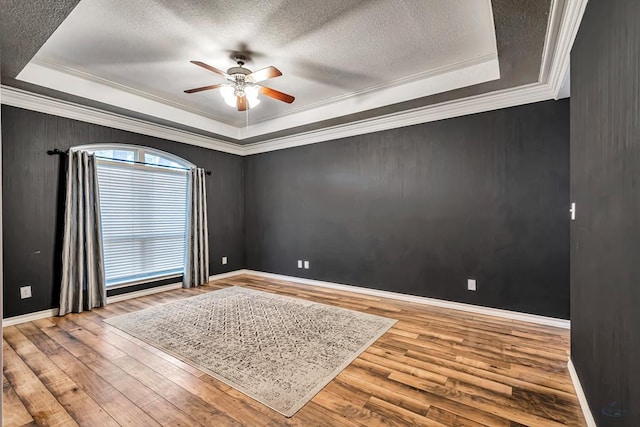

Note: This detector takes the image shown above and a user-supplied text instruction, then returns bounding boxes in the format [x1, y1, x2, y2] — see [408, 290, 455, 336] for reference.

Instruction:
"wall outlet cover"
[297, 260, 303, 268]
[222, 256, 228, 265]
[467, 279, 477, 291]
[304, 261, 310, 269]
[20, 286, 32, 299]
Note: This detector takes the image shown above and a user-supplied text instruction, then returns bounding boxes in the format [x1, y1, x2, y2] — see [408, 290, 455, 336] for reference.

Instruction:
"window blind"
[96, 160, 189, 287]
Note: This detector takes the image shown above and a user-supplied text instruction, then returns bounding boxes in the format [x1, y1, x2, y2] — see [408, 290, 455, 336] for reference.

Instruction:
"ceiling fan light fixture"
[245, 85, 260, 108]
[220, 81, 260, 109]
[220, 85, 237, 107]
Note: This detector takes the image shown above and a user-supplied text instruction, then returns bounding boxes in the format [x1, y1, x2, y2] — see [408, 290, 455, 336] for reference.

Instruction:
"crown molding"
[1, 81, 552, 157]
[18, 60, 242, 138]
[0, 85, 244, 155]
[539, 0, 564, 83]
[1, 0, 586, 156]
[20, 52, 499, 141]
[0, 82, 555, 157]
[546, 0, 588, 97]
[242, 83, 554, 155]
[32, 57, 232, 124]
[244, 53, 498, 125]
[237, 54, 500, 140]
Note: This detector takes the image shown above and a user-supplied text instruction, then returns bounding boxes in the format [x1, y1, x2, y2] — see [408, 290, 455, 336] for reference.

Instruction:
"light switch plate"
[570, 202, 576, 220]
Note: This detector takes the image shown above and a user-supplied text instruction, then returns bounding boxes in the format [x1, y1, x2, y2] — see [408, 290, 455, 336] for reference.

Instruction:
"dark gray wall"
[570, 0, 640, 425]
[3, 99, 571, 321]
[245, 100, 570, 318]
[2, 105, 244, 318]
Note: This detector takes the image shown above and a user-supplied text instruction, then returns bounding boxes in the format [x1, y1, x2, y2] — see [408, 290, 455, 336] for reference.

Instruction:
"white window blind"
[96, 159, 189, 287]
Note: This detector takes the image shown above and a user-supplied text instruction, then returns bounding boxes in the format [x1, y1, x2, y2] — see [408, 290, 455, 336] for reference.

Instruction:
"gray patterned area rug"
[104, 286, 396, 417]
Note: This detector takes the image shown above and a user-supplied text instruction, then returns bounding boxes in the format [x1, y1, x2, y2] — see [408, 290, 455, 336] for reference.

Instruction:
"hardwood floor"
[3, 274, 585, 426]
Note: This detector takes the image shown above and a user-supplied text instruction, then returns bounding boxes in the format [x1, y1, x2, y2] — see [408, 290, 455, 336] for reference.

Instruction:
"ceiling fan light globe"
[244, 85, 257, 96]
[245, 85, 260, 108]
[220, 86, 237, 107]
[245, 85, 258, 98]
[220, 86, 234, 97]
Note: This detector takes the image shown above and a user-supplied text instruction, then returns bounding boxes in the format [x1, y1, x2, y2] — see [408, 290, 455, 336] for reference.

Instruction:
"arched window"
[75, 144, 193, 288]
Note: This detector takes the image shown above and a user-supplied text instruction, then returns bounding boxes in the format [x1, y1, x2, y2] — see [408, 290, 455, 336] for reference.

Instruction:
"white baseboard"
[208, 270, 247, 282]
[242, 270, 571, 329]
[568, 358, 597, 426]
[2, 270, 246, 327]
[2, 308, 60, 327]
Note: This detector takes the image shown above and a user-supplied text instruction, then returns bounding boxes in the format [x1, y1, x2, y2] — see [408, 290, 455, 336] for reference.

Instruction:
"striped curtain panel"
[184, 168, 209, 288]
[59, 150, 107, 315]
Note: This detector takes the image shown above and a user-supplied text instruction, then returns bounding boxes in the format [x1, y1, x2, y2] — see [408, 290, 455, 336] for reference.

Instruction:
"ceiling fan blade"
[259, 86, 295, 103]
[190, 61, 229, 78]
[237, 95, 247, 111]
[247, 66, 282, 83]
[184, 84, 223, 94]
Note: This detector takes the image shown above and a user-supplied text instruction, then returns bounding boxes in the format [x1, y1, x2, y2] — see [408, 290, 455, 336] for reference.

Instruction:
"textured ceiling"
[0, 0, 553, 145]
[0, 0, 81, 78]
[15, 0, 499, 132]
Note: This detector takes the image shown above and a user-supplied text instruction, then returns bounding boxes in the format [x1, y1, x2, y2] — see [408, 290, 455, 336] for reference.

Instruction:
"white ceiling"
[17, 0, 499, 140]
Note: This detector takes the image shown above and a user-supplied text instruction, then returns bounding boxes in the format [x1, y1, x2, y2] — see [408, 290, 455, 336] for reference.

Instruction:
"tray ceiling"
[15, 0, 500, 140]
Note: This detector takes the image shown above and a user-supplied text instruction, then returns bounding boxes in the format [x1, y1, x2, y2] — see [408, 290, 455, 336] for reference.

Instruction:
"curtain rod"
[47, 149, 212, 175]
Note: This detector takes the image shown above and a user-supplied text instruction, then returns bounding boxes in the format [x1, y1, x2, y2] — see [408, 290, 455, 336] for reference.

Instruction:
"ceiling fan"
[184, 55, 295, 111]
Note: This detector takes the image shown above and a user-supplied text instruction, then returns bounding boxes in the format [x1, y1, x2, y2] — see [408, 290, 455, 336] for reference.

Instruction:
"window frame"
[73, 143, 195, 169]
[73, 144, 194, 289]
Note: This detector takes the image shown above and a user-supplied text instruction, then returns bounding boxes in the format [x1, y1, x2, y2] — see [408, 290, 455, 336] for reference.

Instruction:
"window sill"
[106, 273, 182, 290]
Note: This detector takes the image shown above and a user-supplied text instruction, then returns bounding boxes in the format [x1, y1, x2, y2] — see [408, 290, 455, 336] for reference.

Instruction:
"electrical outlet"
[304, 261, 310, 269]
[297, 260, 303, 268]
[20, 286, 32, 299]
[222, 256, 227, 265]
[467, 279, 477, 291]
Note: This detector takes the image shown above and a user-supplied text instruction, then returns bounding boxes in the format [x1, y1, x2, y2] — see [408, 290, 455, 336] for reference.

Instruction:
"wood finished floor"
[3, 274, 585, 427]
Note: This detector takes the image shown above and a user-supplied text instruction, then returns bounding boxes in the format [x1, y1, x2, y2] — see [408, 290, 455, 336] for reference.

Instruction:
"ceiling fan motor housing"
[227, 66, 251, 76]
